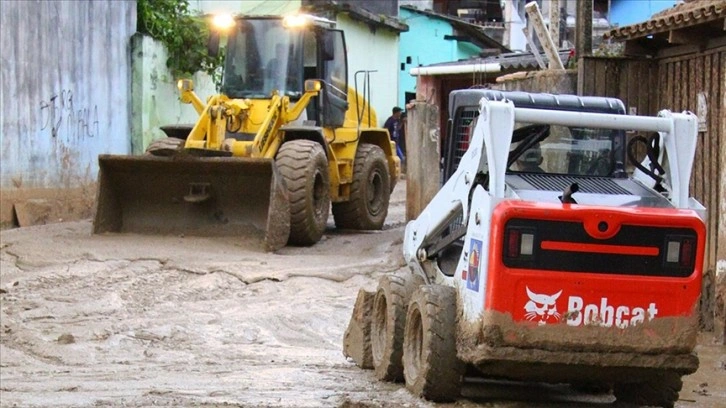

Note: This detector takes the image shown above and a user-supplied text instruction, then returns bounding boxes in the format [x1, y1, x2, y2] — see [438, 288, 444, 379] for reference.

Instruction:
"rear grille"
[519, 174, 632, 195]
[452, 108, 479, 171]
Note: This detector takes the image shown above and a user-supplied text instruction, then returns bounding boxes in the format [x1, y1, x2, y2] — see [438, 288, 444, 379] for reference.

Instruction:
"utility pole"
[549, 0, 560, 49]
[575, 0, 593, 58]
[525, 1, 564, 70]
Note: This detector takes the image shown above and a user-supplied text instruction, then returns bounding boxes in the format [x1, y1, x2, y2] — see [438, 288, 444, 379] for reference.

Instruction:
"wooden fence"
[579, 48, 725, 331]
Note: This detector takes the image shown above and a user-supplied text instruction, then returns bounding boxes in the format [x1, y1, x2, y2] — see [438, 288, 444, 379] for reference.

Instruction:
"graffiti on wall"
[39, 90, 99, 141]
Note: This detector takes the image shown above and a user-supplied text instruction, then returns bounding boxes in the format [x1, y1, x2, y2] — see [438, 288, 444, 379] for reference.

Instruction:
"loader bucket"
[93, 155, 290, 251]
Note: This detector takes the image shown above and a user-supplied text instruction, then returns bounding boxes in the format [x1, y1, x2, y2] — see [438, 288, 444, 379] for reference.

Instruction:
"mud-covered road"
[1, 182, 724, 407]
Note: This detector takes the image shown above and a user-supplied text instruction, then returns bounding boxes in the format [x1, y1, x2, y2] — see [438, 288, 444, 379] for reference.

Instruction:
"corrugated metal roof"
[421, 50, 571, 71]
[605, 0, 726, 41]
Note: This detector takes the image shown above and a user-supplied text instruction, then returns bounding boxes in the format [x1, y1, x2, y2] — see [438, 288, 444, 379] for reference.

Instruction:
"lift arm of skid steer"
[402, 99, 515, 273]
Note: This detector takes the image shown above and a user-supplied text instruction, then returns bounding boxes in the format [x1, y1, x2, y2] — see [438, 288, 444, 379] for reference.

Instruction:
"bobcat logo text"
[524, 287, 659, 328]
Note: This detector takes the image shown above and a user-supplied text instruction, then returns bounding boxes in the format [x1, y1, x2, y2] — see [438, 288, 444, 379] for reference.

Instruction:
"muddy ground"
[1, 181, 724, 407]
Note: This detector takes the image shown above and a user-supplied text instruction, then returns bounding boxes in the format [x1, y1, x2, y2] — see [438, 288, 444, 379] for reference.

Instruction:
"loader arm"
[178, 79, 205, 114]
[179, 81, 320, 158]
[184, 94, 226, 151]
[255, 85, 320, 159]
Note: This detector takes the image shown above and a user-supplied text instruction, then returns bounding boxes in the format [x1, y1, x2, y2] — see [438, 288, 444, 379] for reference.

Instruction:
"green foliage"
[137, 0, 223, 80]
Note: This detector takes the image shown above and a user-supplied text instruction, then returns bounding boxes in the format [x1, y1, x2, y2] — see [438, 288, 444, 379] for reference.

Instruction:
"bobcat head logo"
[524, 287, 562, 325]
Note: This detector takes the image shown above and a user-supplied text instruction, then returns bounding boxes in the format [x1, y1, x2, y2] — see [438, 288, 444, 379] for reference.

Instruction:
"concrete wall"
[0, 0, 136, 226]
[130, 34, 217, 154]
[337, 14, 400, 127]
[494, 69, 577, 94]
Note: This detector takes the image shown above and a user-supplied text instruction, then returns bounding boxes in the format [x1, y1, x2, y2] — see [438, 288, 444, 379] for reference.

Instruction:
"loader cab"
[222, 17, 303, 100]
[220, 15, 348, 127]
[303, 26, 349, 128]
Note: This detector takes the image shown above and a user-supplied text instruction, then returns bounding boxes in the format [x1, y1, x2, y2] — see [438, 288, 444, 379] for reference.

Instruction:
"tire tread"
[276, 140, 330, 245]
[403, 285, 462, 402]
[614, 371, 682, 408]
[332, 144, 390, 230]
[372, 272, 424, 381]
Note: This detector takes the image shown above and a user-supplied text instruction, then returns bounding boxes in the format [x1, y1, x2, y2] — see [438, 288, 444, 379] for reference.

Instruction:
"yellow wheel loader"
[94, 14, 400, 251]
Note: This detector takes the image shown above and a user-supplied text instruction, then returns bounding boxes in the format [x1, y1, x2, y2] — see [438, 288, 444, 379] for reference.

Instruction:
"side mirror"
[208, 32, 220, 57]
[304, 79, 322, 93]
[177, 79, 195, 104]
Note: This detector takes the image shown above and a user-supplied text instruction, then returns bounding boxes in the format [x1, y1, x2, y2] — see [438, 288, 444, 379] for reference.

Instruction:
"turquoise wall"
[398, 8, 482, 107]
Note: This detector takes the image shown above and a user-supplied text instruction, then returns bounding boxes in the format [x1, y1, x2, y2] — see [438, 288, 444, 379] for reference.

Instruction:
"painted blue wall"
[610, 0, 676, 27]
[398, 8, 482, 107]
[1, 1, 136, 190]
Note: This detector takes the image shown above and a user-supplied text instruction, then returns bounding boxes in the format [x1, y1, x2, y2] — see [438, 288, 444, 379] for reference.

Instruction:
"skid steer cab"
[94, 14, 400, 251]
[344, 90, 706, 408]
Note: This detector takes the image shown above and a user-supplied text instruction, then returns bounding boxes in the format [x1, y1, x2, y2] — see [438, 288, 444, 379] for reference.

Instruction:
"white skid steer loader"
[344, 92, 706, 408]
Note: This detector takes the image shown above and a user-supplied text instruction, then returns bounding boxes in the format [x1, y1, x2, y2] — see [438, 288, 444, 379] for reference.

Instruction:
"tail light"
[664, 236, 695, 268]
[505, 227, 535, 259]
[459, 125, 471, 152]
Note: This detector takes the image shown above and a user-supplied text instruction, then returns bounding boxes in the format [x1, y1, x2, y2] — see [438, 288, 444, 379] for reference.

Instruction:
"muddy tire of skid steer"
[145, 137, 184, 157]
[613, 371, 682, 408]
[276, 140, 330, 246]
[403, 285, 463, 402]
[332, 144, 390, 230]
[371, 272, 425, 381]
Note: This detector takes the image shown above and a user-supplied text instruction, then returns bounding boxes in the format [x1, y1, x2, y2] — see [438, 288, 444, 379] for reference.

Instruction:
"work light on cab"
[283, 14, 309, 28]
[211, 13, 235, 31]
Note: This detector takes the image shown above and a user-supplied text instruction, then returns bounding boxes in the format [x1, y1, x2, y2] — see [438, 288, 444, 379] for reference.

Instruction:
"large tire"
[276, 140, 330, 246]
[614, 371, 682, 408]
[146, 137, 184, 156]
[371, 272, 424, 381]
[403, 285, 463, 402]
[332, 144, 390, 230]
